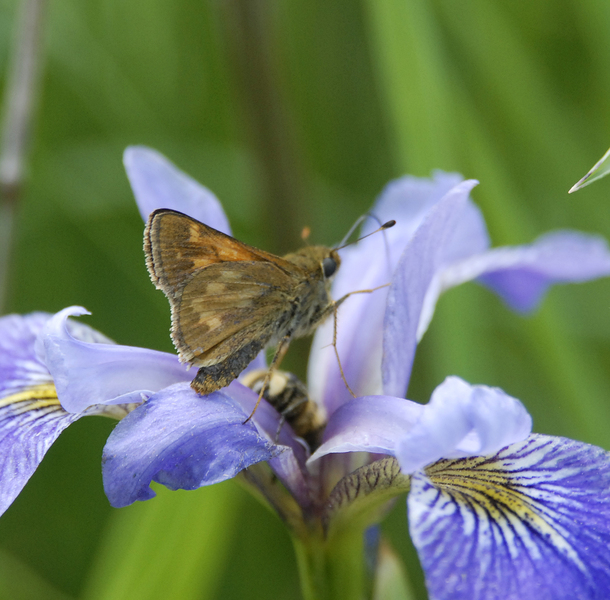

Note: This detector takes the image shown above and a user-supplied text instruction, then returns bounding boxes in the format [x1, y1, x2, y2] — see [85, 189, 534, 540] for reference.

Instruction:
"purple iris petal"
[309, 175, 487, 414]
[396, 376, 531, 473]
[102, 382, 283, 507]
[477, 230, 610, 312]
[410, 434, 610, 600]
[382, 180, 479, 398]
[42, 307, 190, 412]
[123, 146, 231, 233]
[0, 396, 82, 517]
[0, 311, 135, 517]
[308, 395, 423, 463]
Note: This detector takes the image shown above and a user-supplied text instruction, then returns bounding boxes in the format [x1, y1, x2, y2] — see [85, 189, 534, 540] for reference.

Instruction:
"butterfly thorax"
[280, 246, 341, 339]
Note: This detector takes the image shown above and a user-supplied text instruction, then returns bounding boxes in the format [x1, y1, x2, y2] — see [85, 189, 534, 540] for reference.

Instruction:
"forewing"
[171, 261, 295, 366]
[144, 209, 296, 295]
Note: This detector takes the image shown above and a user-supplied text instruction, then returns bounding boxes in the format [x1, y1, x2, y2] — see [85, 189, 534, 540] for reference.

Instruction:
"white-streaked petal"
[397, 377, 531, 473]
[42, 306, 190, 412]
[410, 435, 610, 600]
[123, 146, 231, 233]
[0, 312, 138, 516]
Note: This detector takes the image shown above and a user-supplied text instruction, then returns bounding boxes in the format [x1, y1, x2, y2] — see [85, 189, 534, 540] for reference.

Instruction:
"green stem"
[292, 526, 367, 600]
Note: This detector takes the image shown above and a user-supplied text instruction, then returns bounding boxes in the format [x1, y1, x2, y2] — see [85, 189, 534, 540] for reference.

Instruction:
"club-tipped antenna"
[334, 216, 395, 251]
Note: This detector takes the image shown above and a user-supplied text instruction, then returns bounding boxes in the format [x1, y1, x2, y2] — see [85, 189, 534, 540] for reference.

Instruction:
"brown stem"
[219, 0, 309, 254]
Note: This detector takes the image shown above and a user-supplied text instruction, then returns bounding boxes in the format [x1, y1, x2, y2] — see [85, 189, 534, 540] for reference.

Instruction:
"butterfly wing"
[176, 262, 298, 393]
[145, 209, 294, 295]
[144, 210, 304, 393]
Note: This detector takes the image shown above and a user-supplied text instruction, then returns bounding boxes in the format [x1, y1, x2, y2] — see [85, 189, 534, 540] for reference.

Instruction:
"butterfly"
[144, 209, 344, 397]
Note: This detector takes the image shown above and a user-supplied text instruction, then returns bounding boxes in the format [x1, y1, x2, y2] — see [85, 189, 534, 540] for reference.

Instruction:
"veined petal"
[409, 434, 610, 600]
[42, 306, 190, 412]
[309, 174, 487, 413]
[308, 396, 423, 464]
[0, 384, 80, 516]
[396, 377, 532, 474]
[382, 180, 479, 398]
[0, 385, 135, 518]
[102, 382, 284, 507]
[123, 146, 231, 233]
[0, 312, 137, 516]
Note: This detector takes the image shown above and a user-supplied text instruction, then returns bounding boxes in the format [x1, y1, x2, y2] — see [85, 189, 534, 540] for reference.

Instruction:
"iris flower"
[2, 147, 610, 600]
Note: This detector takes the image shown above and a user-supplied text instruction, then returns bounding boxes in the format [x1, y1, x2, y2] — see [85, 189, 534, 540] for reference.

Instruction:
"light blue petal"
[123, 146, 231, 233]
[477, 230, 610, 312]
[102, 382, 283, 507]
[308, 395, 423, 464]
[0, 312, 54, 397]
[409, 434, 610, 600]
[309, 174, 487, 414]
[42, 306, 190, 412]
[309, 377, 530, 472]
[382, 180, 479, 398]
[397, 377, 531, 473]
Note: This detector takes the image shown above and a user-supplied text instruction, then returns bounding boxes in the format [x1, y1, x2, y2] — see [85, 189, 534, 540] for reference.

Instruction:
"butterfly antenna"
[335, 216, 396, 251]
[337, 214, 369, 248]
[301, 226, 311, 246]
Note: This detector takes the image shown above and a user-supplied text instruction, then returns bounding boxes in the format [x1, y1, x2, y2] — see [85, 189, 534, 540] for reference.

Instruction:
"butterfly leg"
[331, 283, 391, 398]
[243, 334, 292, 424]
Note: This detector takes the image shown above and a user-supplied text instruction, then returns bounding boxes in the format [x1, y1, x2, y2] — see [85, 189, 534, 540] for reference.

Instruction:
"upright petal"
[309, 174, 487, 414]
[41, 307, 190, 412]
[409, 435, 610, 600]
[123, 146, 231, 233]
[102, 382, 283, 507]
[382, 180, 479, 398]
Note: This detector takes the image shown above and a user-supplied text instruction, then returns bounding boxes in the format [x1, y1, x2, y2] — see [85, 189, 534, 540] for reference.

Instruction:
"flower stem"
[292, 526, 367, 600]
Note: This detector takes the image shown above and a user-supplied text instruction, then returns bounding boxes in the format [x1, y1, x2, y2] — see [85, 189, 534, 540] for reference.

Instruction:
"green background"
[1, 0, 610, 598]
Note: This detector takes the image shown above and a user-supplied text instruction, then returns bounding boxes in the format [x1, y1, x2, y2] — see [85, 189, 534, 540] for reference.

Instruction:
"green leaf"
[570, 147, 610, 192]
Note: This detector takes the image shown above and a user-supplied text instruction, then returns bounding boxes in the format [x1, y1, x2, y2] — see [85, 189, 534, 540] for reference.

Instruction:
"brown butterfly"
[144, 209, 394, 413]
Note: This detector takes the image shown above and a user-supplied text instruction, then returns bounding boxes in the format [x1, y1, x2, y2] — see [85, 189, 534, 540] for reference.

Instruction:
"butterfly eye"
[322, 257, 337, 278]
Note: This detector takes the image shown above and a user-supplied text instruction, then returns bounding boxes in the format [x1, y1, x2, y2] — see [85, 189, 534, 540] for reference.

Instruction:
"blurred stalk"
[0, 0, 47, 314]
[219, 0, 308, 254]
[83, 482, 242, 600]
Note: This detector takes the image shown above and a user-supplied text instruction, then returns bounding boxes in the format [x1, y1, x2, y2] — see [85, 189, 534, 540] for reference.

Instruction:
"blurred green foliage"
[1, 0, 610, 598]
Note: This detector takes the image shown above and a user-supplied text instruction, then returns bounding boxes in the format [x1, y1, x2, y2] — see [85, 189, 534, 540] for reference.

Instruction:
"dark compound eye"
[322, 257, 337, 278]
